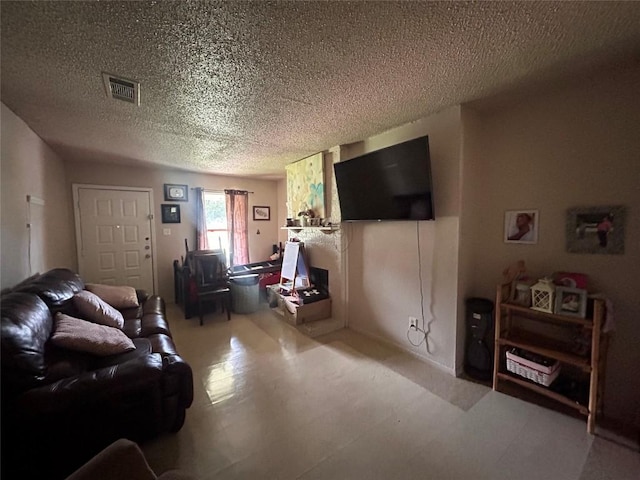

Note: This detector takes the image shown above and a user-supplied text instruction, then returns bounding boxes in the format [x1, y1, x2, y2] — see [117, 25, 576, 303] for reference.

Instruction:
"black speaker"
[464, 297, 494, 380]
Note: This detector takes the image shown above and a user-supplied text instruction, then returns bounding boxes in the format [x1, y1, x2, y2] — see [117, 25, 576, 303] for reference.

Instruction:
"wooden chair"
[192, 252, 231, 325]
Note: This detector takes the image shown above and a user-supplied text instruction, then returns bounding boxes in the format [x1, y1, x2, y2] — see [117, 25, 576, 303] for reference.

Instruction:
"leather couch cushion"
[122, 318, 142, 339]
[39, 340, 152, 389]
[121, 305, 144, 321]
[51, 313, 135, 356]
[147, 334, 177, 355]
[142, 296, 165, 316]
[73, 291, 125, 329]
[1, 292, 53, 389]
[86, 284, 139, 309]
[141, 314, 171, 337]
[91, 338, 152, 369]
[13, 268, 84, 308]
[44, 346, 94, 383]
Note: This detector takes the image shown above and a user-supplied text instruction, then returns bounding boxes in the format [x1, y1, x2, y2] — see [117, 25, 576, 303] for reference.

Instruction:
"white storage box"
[506, 348, 560, 387]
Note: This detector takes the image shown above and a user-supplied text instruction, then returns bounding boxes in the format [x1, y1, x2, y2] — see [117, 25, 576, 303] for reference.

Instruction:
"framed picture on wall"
[164, 184, 188, 202]
[161, 204, 181, 223]
[504, 210, 539, 244]
[253, 206, 270, 221]
[566, 205, 625, 255]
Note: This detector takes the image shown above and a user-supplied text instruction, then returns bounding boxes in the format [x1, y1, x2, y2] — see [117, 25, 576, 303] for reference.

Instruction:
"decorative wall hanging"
[164, 184, 188, 201]
[285, 152, 325, 219]
[504, 210, 539, 244]
[161, 204, 181, 223]
[566, 205, 625, 254]
[253, 206, 270, 221]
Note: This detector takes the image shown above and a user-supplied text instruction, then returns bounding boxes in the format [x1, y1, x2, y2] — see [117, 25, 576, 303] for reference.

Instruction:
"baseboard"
[596, 415, 640, 451]
[347, 324, 456, 376]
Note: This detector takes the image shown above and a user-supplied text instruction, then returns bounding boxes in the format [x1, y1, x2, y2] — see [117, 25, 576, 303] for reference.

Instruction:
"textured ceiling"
[2, 1, 640, 179]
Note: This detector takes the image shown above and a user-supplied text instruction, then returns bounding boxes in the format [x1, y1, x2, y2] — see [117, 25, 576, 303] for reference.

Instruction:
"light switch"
[163, 228, 171, 236]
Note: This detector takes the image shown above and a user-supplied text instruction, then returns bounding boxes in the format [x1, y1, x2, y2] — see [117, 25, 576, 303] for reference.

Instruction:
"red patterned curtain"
[225, 189, 249, 266]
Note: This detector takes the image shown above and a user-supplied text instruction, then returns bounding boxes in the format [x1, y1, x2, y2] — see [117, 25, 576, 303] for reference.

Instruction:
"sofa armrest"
[163, 354, 194, 408]
[17, 354, 164, 414]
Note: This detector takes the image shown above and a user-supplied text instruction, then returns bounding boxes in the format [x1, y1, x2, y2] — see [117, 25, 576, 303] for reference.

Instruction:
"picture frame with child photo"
[554, 286, 587, 318]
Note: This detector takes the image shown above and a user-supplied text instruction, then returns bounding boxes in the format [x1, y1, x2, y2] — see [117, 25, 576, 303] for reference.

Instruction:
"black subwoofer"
[464, 297, 494, 381]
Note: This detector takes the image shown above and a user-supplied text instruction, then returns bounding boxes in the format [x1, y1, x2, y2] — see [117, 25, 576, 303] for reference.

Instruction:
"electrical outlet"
[409, 316, 418, 329]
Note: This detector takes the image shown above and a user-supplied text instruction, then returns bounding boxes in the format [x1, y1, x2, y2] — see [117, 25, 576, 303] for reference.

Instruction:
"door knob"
[145, 254, 151, 259]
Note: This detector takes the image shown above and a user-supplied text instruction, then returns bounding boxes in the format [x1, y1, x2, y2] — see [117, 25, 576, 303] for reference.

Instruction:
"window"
[204, 191, 229, 262]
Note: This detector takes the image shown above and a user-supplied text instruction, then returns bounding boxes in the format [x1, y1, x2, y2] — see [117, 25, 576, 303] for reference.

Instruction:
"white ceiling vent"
[102, 72, 140, 105]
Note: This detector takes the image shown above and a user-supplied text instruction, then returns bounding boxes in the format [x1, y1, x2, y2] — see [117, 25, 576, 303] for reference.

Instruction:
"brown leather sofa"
[1, 268, 194, 479]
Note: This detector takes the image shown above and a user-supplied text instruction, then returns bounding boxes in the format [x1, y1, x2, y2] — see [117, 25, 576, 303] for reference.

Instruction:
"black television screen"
[334, 136, 435, 221]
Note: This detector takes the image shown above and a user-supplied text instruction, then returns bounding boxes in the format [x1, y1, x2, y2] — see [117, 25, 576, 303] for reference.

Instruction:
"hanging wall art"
[285, 152, 325, 219]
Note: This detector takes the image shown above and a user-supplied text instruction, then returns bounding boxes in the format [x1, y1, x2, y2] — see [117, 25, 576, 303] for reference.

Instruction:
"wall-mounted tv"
[334, 135, 435, 222]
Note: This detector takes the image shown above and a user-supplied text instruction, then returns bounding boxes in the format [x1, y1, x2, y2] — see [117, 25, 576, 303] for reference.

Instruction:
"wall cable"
[407, 221, 428, 347]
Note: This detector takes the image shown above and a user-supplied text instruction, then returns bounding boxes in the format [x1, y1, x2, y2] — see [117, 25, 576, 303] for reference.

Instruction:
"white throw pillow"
[85, 283, 139, 309]
[73, 290, 125, 329]
[51, 313, 135, 356]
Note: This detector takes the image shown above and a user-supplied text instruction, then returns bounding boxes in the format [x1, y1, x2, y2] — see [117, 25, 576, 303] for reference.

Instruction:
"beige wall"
[64, 162, 279, 300]
[277, 178, 288, 246]
[461, 62, 640, 422]
[341, 106, 463, 373]
[1, 103, 76, 288]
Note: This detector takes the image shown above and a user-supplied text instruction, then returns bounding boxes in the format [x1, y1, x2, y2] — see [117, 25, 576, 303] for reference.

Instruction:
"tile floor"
[141, 304, 639, 479]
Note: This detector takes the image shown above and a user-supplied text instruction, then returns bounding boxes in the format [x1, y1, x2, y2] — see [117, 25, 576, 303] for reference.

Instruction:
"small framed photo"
[161, 204, 181, 223]
[554, 286, 587, 318]
[164, 184, 188, 202]
[566, 205, 625, 255]
[253, 206, 270, 221]
[510, 280, 534, 307]
[504, 210, 539, 244]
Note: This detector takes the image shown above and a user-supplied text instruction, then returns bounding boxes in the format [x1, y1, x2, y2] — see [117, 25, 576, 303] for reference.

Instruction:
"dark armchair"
[192, 251, 231, 325]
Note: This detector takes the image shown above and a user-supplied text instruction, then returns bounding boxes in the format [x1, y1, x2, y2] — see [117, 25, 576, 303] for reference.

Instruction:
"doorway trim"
[72, 183, 158, 294]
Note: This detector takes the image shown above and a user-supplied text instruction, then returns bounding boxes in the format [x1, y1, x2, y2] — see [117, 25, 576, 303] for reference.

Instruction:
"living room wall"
[64, 161, 280, 301]
[460, 60, 640, 424]
[342, 106, 463, 373]
[0, 103, 76, 288]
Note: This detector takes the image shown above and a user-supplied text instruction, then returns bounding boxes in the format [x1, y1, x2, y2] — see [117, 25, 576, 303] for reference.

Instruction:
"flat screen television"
[334, 135, 435, 221]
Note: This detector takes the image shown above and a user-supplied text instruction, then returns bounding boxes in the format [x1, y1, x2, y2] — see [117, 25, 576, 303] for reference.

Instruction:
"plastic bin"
[230, 274, 260, 314]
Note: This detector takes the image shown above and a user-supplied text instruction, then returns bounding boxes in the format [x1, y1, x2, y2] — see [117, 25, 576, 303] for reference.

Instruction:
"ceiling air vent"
[102, 72, 140, 105]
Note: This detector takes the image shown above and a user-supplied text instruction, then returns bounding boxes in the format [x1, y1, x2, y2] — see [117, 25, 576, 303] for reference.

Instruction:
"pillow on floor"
[51, 313, 135, 356]
[85, 283, 139, 309]
[73, 290, 125, 329]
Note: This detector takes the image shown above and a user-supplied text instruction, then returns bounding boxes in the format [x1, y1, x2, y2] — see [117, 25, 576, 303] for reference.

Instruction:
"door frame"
[72, 184, 158, 294]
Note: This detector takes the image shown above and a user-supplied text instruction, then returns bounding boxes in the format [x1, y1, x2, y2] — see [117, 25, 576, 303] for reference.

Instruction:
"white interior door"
[75, 186, 156, 292]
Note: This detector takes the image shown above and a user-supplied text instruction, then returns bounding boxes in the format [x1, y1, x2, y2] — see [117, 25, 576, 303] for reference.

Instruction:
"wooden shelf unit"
[493, 283, 607, 433]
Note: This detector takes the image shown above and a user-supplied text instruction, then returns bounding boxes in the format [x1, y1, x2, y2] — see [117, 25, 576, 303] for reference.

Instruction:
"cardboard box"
[281, 296, 331, 325]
